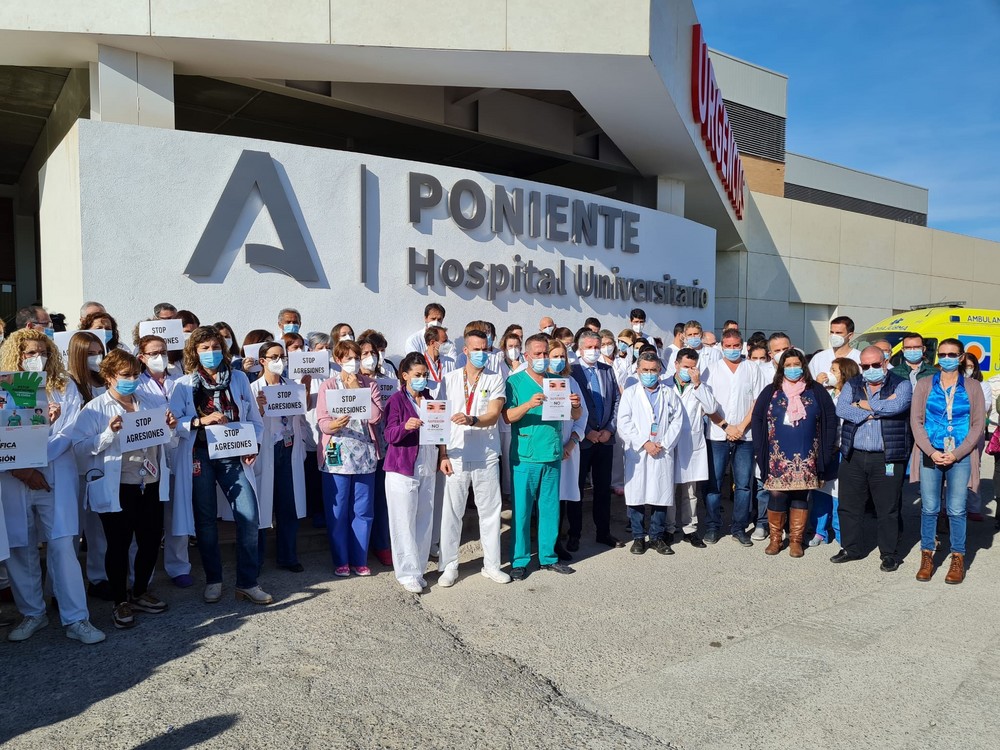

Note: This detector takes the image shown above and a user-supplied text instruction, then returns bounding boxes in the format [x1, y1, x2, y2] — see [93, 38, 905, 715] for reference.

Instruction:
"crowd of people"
[0, 301, 992, 646]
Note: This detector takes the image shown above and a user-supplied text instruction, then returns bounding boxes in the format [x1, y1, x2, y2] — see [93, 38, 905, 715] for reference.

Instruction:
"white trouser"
[500, 431, 512, 497]
[385, 448, 437, 584]
[441, 460, 503, 574]
[7, 491, 89, 625]
[431, 466, 445, 546]
[162, 500, 191, 578]
[612, 434, 626, 491]
[83, 508, 108, 584]
[667, 481, 699, 535]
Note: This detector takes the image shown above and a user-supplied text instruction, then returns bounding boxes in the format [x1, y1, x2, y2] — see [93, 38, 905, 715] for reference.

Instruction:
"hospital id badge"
[142, 458, 158, 480]
[884, 463, 894, 477]
[284, 434, 294, 448]
[192, 459, 201, 477]
[943, 436, 956, 452]
[325, 441, 343, 468]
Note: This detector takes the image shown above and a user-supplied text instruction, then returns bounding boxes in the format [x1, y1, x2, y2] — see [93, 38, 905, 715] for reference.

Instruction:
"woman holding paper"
[382, 352, 439, 593]
[549, 340, 588, 562]
[73, 349, 178, 629]
[169, 326, 269, 605]
[316, 339, 384, 577]
[250, 341, 307, 573]
[359, 333, 394, 566]
[0, 328, 105, 644]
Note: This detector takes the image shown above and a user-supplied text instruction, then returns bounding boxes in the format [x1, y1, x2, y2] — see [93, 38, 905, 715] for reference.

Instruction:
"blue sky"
[694, 0, 1000, 241]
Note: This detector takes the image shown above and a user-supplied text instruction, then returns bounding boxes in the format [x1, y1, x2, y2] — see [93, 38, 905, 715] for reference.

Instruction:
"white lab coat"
[137, 372, 179, 507]
[0, 380, 82, 546]
[249, 375, 308, 526]
[672, 379, 717, 483]
[71, 390, 179, 513]
[168, 369, 264, 535]
[617, 382, 683, 507]
[559, 377, 590, 501]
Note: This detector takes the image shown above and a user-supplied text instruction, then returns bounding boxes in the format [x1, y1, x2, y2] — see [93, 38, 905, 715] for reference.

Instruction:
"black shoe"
[702, 530, 719, 545]
[682, 533, 707, 549]
[732, 532, 753, 548]
[510, 567, 527, 581]
[597, 535, 625, 549]
[554, 544, 573, 562]
[880, 556, 900, 572]
[281, 563, 305, 573]
[87, 580, 114, 602]
[630, 539, 646, 555]
[830, 550, 860, 564]
[566, 537, 580, 552]
[541, 562, 575, 574]
[650, 539, 675, 556]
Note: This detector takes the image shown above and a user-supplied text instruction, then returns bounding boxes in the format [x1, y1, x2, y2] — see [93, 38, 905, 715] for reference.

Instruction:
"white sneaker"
[481, 568, 512, 584]
[203, 583, 223, 603]
[235, 586, 273, 605]
[65, 619, 106, 645]
[8, 613, 49, 642]
[438, 568, 459, 587]
[751, 526, 769, 541]
[401, 579, 423, 594]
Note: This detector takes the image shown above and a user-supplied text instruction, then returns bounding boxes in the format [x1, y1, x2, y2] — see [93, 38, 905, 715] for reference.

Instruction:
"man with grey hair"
[79, 301, 106, 323]
[15, 305, 52, 332]
[153, 302, 177, 320]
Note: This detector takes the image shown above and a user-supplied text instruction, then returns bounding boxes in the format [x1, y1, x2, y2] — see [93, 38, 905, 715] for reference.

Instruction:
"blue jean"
[810, 491, 841, 544]
[919, 454, 970, 555]
[627, 505, 667, 541]
[706, 439, 754, 535]
[322, 472, 375, 568]
[371, 460, 391, 552]
[754, 484, 770, 528]
[258, 441, 299, 568]
[191, 443, 260, 589]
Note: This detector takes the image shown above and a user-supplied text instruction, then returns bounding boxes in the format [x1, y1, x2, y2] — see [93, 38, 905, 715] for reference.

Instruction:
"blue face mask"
[199, 350, 224, 370]
[938, 355, 960, 372]
[43, 327, 55, 339]
[115, 377, 139, 396]
[903, 349, 923, 363]
[96, 329, 113, 345]
[722, 348, 742, 362]
[409, 376, 428, 392]
[863, 366, 885, 384]
[617, 341, 629, 353]
[678, 368, 692, 383]
[283, 323, 300, 335]
[784, 366, 803, 381]
[549, 358, 566, 374]
[685, 337, 702, 349]
[639, 372, 659, 388]
[531, 357, 548, 374]
[470, 351, 490, 369]
[486, 335, 494, 349]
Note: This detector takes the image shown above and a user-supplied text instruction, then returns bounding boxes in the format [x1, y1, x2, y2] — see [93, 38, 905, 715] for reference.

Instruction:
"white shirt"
[404, 327, 429, 355]
[808, 347, 861, 381]
[704, 358, 764, 442]
[443, 367, 505, 464]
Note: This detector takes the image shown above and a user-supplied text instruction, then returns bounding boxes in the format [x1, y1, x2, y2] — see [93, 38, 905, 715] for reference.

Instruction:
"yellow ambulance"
[854, 305, 1000, 374]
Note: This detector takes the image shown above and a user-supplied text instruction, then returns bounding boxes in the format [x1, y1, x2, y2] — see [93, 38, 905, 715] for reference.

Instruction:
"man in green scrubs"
[504, 333, 580, 580]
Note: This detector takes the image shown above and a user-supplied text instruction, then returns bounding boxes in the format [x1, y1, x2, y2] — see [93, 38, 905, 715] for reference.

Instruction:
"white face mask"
[827, 373, 839, 388]
[601, 344, 615, 358]
[223, 337, 233, 351]
[341, 334, 354, 342]
[542, 325, 554, 336]
[87, 354, 103, 373]
[361, 355, 376, 372]
[341, 359, 359, 375]
[145, 354, 167, 374]
[965, 367, 976, 377]
[266, 359, 285, 375]
[829, 334, 846, 349]
[23, 355, 47, 372]
[426, 320, 441, 329]
[506, 347, 521, 361]
[632, 323, 644, 334]
[581, 349, 600, 365]
[440, 341, 455, 358]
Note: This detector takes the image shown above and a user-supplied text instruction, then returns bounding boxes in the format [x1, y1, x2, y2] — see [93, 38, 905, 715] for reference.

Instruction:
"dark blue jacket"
[751, 382, 839, 483]
[570, 361, 619, 448]
[839, 372, 913, 463]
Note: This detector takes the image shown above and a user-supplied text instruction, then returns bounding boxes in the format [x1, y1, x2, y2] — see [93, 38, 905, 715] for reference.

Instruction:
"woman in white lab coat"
[617, 351, 683, 555]
[250, 341, 308, 573]
[168, 326, 267, 605]
[551, 340, 589, 561]
[0, 328, 104, 644]
[73, 349, 179, 629]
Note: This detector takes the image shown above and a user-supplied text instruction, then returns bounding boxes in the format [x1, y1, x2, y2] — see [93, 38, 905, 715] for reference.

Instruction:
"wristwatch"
[193, 417, 201, 429]
[720, 421, 729, 429]
[470, 415, 479, 427]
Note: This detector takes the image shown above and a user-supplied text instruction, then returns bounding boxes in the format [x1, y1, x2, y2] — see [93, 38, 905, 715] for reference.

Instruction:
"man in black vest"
[831, 345, 913, 571]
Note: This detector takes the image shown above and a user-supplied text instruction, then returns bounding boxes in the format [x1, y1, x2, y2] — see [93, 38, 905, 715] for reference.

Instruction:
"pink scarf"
[782, 378, 807, 425]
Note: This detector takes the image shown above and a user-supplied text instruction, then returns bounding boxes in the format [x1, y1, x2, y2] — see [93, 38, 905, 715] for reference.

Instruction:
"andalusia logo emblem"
[959, 335, 990, 371]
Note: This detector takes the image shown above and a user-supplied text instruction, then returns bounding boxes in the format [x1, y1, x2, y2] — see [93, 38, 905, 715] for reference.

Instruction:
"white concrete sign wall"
[41, 120, 715, 357]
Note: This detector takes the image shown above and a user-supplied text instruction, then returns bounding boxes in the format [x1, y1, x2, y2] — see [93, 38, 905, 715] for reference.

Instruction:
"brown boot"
[945, 553, 965, 585]
[915, 549, 935, 582]
[765, 511, 785, 555]
[788, 508, 808, 558]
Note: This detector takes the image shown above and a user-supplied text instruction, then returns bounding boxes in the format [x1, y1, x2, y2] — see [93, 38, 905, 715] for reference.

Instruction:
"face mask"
[965, 367, 976, 377]
[903, 349, 923, 364]
[145, 354, 167, 374]
[939, 356, 960, 372]
[440, 341, 455, 358]
[115, 377, 139, 396]
[470, 351, 490, 369]
[829, 334, 846, 348]
[341, 334, 354, 342]
[678, 368, 692, 383]
[601, 345, 615, 358]
[722, 348, 742, 362]
[199, 350, 224, 370]
[426, 320, 441, 329]
[632, 345, 643, 356]
[410, 376, 428, 392]
[340, 359, 360, 375]
[531, 357, 548, 374]
[283, 324, 300, 335]
[95, 329, 113, 345]
[486, 335, 494, 349]
[581, 349, 600, 365]
[632, 323, 644, 334]
[784, 366, 803, 381]
[377, 352, 385, 367]
[361, 355, 376, 372]
[639, 372, 658, 388]
[87, 354, 103, 373]
[827, 373, 839, 388]
[882, 350, 891, 361]
[506, 347, 521, 361]
[685, 337, 702, 349]
[23, 355, 47, 372]
[542, 326, 554, 336]
[862, 366, 885, 384]
[549, 358, 566, 374]
[43, 327, 54, 339]
[266, 359, 286, 375]
[223, 337, 234, 350]
[617, 341, 629, 353]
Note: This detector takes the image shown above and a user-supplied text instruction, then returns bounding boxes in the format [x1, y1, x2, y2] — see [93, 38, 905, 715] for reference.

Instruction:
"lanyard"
[425, 355, 443, 382]
[646, 387, 665, 430]
[463, 368, 482, 415]
[942, 382, 957, 425]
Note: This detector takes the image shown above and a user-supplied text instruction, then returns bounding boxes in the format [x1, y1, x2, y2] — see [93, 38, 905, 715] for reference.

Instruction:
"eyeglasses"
[262, 354, 287, 362]
[938, 353, 960, 360]
[859, 363, 883, 371]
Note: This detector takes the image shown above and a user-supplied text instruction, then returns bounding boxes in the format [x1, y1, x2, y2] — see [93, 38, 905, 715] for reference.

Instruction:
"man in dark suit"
[569, 330, 624, 550]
